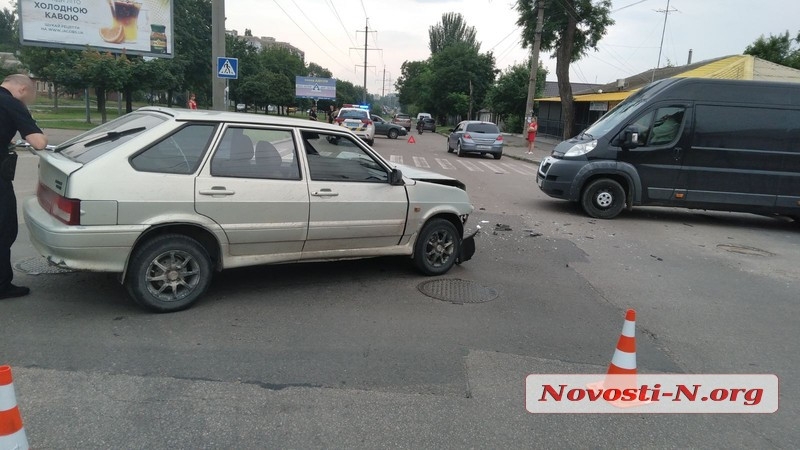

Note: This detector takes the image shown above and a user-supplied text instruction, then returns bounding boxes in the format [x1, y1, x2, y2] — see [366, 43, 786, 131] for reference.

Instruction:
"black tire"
[388, 129, 399, 139]
[456, 141, 464, 157]
[125, 234, 213, 312]
[413, 219, 459, 276]
[367, 139, 374, 146]
[446, 139, 453, 153]
[405, 127, 411, 132]
[581, 178, 626, 219]
[493, 153, 502, 160]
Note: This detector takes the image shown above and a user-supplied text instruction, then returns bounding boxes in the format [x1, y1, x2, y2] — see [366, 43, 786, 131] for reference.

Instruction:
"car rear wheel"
[414, 219, 459, 276]
[581, 178, 626, 219]
[446, 139, 453, 152]
[493, 153, 502, 160]
[388, 129, 399, 139]
[456, 141, 465, 157]
[367, 139, 374, 146]
[125, 234, 213, 312]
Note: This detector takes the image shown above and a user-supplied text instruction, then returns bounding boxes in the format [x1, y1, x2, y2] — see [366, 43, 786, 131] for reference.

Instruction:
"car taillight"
[335, 118, 345, 124]
[362, 119, 373, 125]
[464, 133, 472, 140]
[496, 135, 504, 141]
[37, 182, 80, 225]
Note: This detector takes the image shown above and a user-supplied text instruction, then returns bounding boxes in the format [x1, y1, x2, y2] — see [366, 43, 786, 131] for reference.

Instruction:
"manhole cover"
[14, 257, 75, 275]
[716, 244, 775, 257]
[417, 278, 499, 304]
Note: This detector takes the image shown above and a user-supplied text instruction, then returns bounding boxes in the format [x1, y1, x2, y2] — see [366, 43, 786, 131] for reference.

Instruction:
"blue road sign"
[217, 57, 238, 79]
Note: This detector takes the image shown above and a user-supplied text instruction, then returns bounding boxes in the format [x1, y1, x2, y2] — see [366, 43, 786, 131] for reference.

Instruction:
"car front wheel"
[414, 219, 459, 276]
[388, 129, 399, 139]
[367, 139, 374, 146]
[581, 178, 626, 219]
[125, 234, 213, 312]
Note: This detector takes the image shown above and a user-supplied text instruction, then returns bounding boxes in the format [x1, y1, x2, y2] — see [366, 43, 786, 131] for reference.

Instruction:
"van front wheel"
[581, 178, 626, 219]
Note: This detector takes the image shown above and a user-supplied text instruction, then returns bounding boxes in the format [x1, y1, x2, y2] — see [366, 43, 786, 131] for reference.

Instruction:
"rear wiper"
[56, 127, 146, 152]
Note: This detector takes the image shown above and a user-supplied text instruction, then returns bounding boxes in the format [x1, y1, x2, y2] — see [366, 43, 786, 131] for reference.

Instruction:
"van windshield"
[582, 86, 656, 138]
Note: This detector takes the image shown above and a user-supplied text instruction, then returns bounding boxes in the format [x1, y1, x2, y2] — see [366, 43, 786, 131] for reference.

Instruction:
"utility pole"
[352, 19, 380, 105]
[652, 0, 678, 81]
[524, 0, 545, 126]
[376, 66, 391, 98]
[211, 0, 226, 110]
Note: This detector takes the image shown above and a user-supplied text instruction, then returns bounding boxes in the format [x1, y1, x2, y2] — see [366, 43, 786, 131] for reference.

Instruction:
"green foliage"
[0, 7, 18, 53]
[486, 61, 547, 127]
[428, 43, 496, 119]
[307, 62, 332, 78]
[505, 114, 524, 134]
[428, 12, 480, 55]
[238, 71, 293, 113]
[395, 60, 432, 111]
[75, 50, 128, 122]
[744, 31, 800, 69]
[173, 0, 212, 99]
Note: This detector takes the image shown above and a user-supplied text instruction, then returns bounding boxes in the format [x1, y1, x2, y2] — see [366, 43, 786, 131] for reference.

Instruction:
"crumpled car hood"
[392, 163, 466, 191]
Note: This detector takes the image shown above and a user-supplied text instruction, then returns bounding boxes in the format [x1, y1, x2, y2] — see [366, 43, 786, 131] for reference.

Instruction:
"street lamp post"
[211, 0, 226, 111]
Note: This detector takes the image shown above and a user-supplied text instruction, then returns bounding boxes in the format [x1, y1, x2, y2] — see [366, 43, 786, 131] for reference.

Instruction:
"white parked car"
[334, 107, 376, 146]
[24, 108, 476, 312]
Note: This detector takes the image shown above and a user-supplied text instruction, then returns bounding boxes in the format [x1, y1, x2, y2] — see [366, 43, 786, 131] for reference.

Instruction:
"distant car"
[236, 103, 246, 112]
[335, 108, 375, 146]
[447, 120, 504, 159]
[23, 108, 475, 312]
[416, 112, 432, 121]
[392, 113, 412, 131]
[372, 115, 408, 139]
[417, 117, 436, 132]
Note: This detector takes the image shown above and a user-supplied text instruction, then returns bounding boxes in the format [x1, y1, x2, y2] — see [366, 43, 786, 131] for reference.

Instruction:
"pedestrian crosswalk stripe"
[501, 163, 536, 175]
[435, 158, 456, 170]
[412, 156, 430, 168]
[456, 160, 483, 172]
[478, 161, 507, 173]
[389, 155, 403, 164]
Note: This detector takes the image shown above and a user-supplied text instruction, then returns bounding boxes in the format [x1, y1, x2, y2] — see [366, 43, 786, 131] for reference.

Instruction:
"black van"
[536, 77, 800, 220]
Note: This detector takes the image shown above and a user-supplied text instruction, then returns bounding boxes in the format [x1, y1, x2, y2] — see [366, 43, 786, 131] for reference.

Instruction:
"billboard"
[19, 0, 174, 58]
[295, 76, 336, 100]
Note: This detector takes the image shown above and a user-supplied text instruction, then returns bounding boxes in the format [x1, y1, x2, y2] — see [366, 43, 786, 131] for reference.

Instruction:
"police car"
[334, 106, 376, 146]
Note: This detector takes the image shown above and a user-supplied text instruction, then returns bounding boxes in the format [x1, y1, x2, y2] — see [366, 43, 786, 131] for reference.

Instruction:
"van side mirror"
[618, 126, 641, 150]
[390, 168, 405, 186]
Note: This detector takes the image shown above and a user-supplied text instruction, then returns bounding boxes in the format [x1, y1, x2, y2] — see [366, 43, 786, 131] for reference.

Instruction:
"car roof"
[137, 106, 347, 133]
[461, 120, 497, 125]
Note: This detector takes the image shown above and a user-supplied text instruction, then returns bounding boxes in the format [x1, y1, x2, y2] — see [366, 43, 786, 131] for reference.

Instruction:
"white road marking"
[501, 163, 536, 175]
[412, 156, 430, 168]
[456, 160, 483, 172]
[478, 161, 507, 173]
[389, 155, 403, 164]
[435, 158, 456, 170]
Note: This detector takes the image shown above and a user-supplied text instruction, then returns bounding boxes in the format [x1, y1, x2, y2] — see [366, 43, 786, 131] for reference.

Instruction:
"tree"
[0, 7, 18, 53]
[516, 0, 613, 138]
[427, 43, 496, 121]
[307, 62, 332, 78]
[428, 12, 480, 55]
[75, 50, 127, 123]
[395, 60, 433, 113]
[173, 0, 212, 100]
[486, 61, 547, 132]
[744, 31, 800, 69]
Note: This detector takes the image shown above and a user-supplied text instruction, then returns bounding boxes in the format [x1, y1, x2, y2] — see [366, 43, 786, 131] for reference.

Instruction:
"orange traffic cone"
[0, 366, 28, 449]
[407, 136, 416, 144]
[587, 309, 650, 408]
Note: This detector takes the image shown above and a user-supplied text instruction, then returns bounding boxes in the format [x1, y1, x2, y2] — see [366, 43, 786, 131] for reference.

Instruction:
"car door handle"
[199, 187, 235, 196]
[673, 147, 683, 160]
[312, 189, 339, 197]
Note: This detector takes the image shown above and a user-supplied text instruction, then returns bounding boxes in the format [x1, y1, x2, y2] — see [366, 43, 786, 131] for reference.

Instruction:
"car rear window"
[339, 109, 368, 119]
[396, 114, 410, 120]
[466, 123, 499, 133]
[58, 112, 169, 163]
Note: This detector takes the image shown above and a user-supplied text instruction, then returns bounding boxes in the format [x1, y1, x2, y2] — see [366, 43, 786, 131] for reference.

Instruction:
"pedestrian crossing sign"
[217, 57, 238, 79]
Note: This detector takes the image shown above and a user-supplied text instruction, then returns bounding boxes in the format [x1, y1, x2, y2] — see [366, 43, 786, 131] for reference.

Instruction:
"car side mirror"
[390, 168, 404, 186]
[618, 126, 640, 150]
[449, 128, 455, 133]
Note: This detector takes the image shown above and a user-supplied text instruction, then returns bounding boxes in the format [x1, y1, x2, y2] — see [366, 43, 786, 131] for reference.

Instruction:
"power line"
[488, 26, 520, 52]
[271, 0, 353, 74]
[288, 0, 354, 63]
[326, 0, 357, 48]
[360, 0, 368, 19]
[613, 0, 650, 13]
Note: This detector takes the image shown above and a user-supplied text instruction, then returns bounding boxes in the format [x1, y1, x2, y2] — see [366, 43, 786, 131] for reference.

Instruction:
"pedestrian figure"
[309, 105, 318, 121]
[0, 74, 48, 299]
[526, 117, 538, 154]
[188, 93, 197, 110]
[327, 105, 336, 124]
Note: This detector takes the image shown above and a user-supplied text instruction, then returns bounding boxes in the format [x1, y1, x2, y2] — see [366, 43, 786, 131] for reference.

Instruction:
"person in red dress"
[188, 93, 197, 110]
[526, 116, 538, 154]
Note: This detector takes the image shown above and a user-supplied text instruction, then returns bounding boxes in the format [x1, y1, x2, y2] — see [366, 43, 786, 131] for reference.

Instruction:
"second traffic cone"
[587, 309, 650, 408]
[407, 135, 416, 144]
[0, 365, 29, 450]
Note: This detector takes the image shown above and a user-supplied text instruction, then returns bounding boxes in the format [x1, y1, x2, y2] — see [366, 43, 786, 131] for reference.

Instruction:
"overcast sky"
[8, 0, 800, 95]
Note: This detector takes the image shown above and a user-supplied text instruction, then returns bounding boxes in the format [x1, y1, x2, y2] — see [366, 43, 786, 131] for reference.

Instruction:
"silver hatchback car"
[446, 121, 504, 159]
[24, 108, 475, 312]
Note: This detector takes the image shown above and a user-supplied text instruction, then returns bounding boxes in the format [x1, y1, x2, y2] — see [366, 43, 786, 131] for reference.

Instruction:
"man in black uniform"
[0, 74, 48, 299]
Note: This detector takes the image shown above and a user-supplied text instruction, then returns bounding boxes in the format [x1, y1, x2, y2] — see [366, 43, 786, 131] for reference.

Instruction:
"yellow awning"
[537, 90, 634, 103]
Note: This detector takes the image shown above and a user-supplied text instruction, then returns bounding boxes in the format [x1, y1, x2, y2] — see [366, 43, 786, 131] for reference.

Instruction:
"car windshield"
[59, 112, 169, 163]
[339, 110, 368, 119]
[466, 123, 499, 133]
[581, 82, 665, 139]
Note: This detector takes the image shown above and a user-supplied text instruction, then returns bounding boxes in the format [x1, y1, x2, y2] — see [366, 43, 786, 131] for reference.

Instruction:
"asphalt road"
[1, 129, 797, 448]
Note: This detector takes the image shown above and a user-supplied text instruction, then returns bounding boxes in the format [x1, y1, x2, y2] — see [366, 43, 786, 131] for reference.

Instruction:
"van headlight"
[563, 139, 598, 157]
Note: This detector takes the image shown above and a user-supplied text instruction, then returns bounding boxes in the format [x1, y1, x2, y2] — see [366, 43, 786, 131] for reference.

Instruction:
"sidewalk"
[498, 133, 560, 165]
